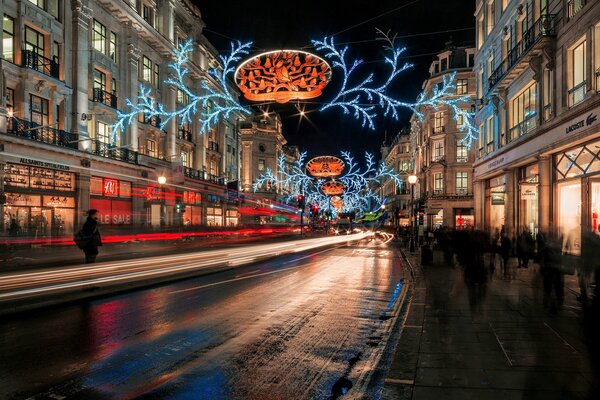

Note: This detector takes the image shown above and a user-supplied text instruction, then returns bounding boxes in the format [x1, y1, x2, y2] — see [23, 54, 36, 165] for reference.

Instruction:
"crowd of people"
[427, 226, 600, 313]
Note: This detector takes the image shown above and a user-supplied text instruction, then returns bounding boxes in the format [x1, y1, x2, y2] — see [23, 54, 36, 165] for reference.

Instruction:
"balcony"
[92, 88, 118, 109]
[568, 81, 587, 108]
[508, 113, 537, 142]
[22, 50, 59, 79]
[568, 0, 587, 19]
[5, 118, 77, 149]
[208, 141, 219, 152]
[177, 128, 193, 142]
[140, 115, 162, 128]
[488, 14, 557, 93]
[90, 140, 138, 164]
[184, 167, 226, 186]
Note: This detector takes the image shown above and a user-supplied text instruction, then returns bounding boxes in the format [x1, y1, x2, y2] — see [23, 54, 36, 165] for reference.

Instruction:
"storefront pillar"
[538, 155, 551, 235]
[132, 182, 146, 226]
[125, 27, 141, 150]
[165, 86, 177, 161]
[70, 2, 91, 148]
[474, 179, 485, 231]
[505, 170, 518, 239]
[76, 173, 91, 229]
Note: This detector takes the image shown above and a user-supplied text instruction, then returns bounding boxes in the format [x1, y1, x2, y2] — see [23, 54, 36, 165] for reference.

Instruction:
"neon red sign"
[103, 178, 119, 197]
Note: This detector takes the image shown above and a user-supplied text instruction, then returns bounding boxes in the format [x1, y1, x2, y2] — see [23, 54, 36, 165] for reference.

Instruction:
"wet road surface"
[0, 235, 405, 399]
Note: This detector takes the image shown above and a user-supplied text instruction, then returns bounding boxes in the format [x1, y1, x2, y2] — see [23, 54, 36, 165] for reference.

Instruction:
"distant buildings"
[380, 129, 413, 226]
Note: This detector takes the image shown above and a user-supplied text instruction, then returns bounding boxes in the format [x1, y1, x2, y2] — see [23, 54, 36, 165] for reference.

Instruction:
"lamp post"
[408, 174, 417, 253]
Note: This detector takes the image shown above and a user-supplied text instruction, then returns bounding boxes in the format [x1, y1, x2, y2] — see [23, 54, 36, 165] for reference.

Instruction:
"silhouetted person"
[580, 229, 600, 303]
[8, 219, 20, 236]
[541, 233, 564, 312]
[80, 209, 102, 264]
[500, 229, 512, 278]
[463, 230, 488, 315]
[517, 227, 535, 269]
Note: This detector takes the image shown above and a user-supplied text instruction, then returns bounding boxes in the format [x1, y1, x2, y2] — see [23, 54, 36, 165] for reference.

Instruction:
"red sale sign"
[103, 178, 119, 197]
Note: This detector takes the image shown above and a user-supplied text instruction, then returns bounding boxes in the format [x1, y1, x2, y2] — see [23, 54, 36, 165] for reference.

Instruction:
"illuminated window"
[109, 31, 117, 62]
[569, 39, 587, 107]
[142, 56, 152, 83]
[509, 82, 537, 140]
[181, 151, 192, 167]
[433, 141, 444, 161]
[456, 141, 468, 163]
[93, 20, 106, 54]
[3, 15, 14, 62]
[96, 121, 110, 144]
[456, 172, 468, 194]
[25, 26, 44, 56]
[434, 173, 444, 194]
[146, 138, 157, 158]
[93, 69, 106, 91]
[456, 79, 468, 95]
[434, 112, 444, 133]
[27, 0, 60, 20]
[258, 159, 265, 171]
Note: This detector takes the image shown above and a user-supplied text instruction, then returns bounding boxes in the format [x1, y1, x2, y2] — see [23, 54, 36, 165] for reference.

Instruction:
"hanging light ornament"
[331, 195, 344, 211]
[321, 180, 346, 196]
[234, 50, 332, 104]
[306, 156, 345, 178]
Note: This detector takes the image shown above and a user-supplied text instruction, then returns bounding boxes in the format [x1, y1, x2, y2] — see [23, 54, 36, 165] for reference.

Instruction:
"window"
[456, 79, 468, 95]
[25, 26, 45, 56]
[30, 94, 49, 127]
[181, 151, 192, 167]
[456, 141, 468, 163]
[433, 141, 444, 161]
[478, 123, 484, 158]
[434, 112, 444, 133]
[457, 114, 464, 127]
[456, 172, 468, 194]
[109, 31, 117, 62]
[96, 121, 110, 144]
[6, 88, 14, 114]
[258, 159, 265, 171]
[93, 69, 106, 91]
[210, 159, 217, 176]
[142, 56, 159, 87]
[93, 20, 106, 54]
[146, 138, 157, 158]
[177, 89, 189, 105]
[434, 173, 444, 194]
[111, 78, 117, 97]
[3, 15, 14, 62]
[509, 82, 537, 140]
[569, 40, 587, 107]
[568, 0, 586, 19]
[143, 4, 154, 27]
[440, 58, 448, 71]
[486, 116, 494, 153]
[543, 69, 552, 121]
[27, 0, 60, 20]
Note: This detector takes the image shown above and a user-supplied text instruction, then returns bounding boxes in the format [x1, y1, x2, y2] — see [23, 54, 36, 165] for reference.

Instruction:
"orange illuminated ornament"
[306, 156, 345, 178]
[321, 180, 346, 196]
[234, 50, 332, 104]
[331, 195, 343, 211]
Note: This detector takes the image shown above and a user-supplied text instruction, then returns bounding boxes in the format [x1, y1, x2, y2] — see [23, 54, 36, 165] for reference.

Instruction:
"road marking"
[384, 378, 414, 385]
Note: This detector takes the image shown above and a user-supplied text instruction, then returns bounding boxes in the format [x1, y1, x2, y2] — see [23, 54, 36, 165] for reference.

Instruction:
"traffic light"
[297, 195, 306, 211]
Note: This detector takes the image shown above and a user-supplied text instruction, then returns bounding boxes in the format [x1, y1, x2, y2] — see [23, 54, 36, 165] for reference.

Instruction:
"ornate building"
[380, 128, 413, 227]
[0, 0, 245, 235]
[411, 44, 478, 230]
[472, 0, 600, 252]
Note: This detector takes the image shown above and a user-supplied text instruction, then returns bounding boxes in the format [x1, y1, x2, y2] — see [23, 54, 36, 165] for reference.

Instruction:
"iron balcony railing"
[22, 50, 59, 79]
[5, 117, 78, 149]
[568, 0, 587, 19]
[184, 167, 226, 186]
[208, 141, 219, 152]
[508, 113, 537, 142]
[141, 115, 161, 128]
[488, 14, 557, 92]
[90, 140, 138, 164]
[92, 88, 118, 109]
[177, 128, 193, 142]
[568, 81, 587, 108]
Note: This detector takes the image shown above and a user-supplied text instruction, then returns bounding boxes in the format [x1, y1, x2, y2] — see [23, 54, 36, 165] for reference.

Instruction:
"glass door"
[557, 181, 582, 255]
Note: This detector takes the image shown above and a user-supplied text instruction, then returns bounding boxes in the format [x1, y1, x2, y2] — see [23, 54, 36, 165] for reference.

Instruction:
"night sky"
[196, 0, 476, 159]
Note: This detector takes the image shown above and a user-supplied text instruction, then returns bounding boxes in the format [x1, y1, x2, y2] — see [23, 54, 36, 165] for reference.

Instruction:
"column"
[165, 85, 177, 160]
[132, 182, 147, 226]
[161, 0, 175, 44]
[0, 162, 5, 233]
[473, 179, 485, 231]
[125, 39, 141, 150]
[70, 1, 92, 150]
[76, 173, 91, 228]
[505, 169, 518, 239]
[538, 155, 551, 234]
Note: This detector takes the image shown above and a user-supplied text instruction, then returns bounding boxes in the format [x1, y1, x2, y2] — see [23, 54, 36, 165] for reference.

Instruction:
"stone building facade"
[0, 0, 246, 236]
[380, 129, 413, 227]
[472, 0, 600, 253]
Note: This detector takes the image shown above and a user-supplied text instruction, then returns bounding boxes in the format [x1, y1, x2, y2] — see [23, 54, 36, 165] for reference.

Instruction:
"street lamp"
[408, 174, 418, 253]
[157, 176, 167, 185]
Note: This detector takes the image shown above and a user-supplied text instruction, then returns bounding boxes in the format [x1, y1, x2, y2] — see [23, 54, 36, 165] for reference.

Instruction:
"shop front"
[487, 176, 506, 239]
[3, 161, 76, 237]
[454, 208, 474, 230]
[225, 209, 239, 226]
[519, 164, 539, 238]
[89, 177, 133, 227]
[183, 190, 202, 226]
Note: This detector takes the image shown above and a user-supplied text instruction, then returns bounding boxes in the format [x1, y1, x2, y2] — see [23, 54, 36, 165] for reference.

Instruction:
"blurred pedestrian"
[580, 229, 600, 303]
[500, 228, 512, 278]
[8, 219, 21, 236]
[463, 230, 488, 316]
[78, 209, 102, 264]
[541, 232, 564, 312]
[517, 226, 535, 269]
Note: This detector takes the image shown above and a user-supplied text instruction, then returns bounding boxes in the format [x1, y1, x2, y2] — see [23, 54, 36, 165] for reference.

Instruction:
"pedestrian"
[500, 228, 512, 278]
[540, 232, 564, 313]
[78, 209, 102, 264]
[579, 229, 600, 303]
[517, 227, 534, 269]
[8, 218, 21, 236]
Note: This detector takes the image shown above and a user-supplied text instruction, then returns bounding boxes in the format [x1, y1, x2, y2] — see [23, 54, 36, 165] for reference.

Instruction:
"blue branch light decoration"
[312, 30, 479, 148]
[112, 40, 253, 142]
[254, 151, 401, 213]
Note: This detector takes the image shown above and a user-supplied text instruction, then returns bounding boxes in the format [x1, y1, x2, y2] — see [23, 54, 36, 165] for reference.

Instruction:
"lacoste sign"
[566, 112, 598, 134]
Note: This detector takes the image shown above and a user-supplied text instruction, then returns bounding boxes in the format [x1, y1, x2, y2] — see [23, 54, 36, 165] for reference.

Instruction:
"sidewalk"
[382, 246, 600, 400]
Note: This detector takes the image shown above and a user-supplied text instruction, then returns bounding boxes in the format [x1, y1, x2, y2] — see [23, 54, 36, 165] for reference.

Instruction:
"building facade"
[240, 112, 291, 201]
[411, 45, 478, 231]
[380, 129, 413, 227]
[473, 0, 600, 253]
[0, 0, 245, 237]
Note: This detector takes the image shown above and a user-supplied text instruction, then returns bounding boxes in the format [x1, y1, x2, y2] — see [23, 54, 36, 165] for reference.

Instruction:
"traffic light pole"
[300, 211, 303, 238]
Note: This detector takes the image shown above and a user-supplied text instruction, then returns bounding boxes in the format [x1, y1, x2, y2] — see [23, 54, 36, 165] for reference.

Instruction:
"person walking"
[80, 209, 102, 264]
[517, 227, 535, 269]
[541, 232, 564, 312]
[500, 228, 512, 279]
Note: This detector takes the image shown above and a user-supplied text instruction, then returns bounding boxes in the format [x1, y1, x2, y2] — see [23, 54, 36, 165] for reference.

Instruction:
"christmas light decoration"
[321, 180, 346, 196]
[312, 30, 479, 147]
[112, 40, 253, 142]
[234, 50, 332, 104]
[306, 156, 345, 178]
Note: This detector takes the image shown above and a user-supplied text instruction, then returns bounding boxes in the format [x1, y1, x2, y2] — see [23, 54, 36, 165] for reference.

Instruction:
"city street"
[0, 234, 407, 400]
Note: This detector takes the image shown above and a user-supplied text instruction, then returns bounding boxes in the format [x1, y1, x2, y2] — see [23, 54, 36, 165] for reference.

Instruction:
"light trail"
[0, 232, 374, 303]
